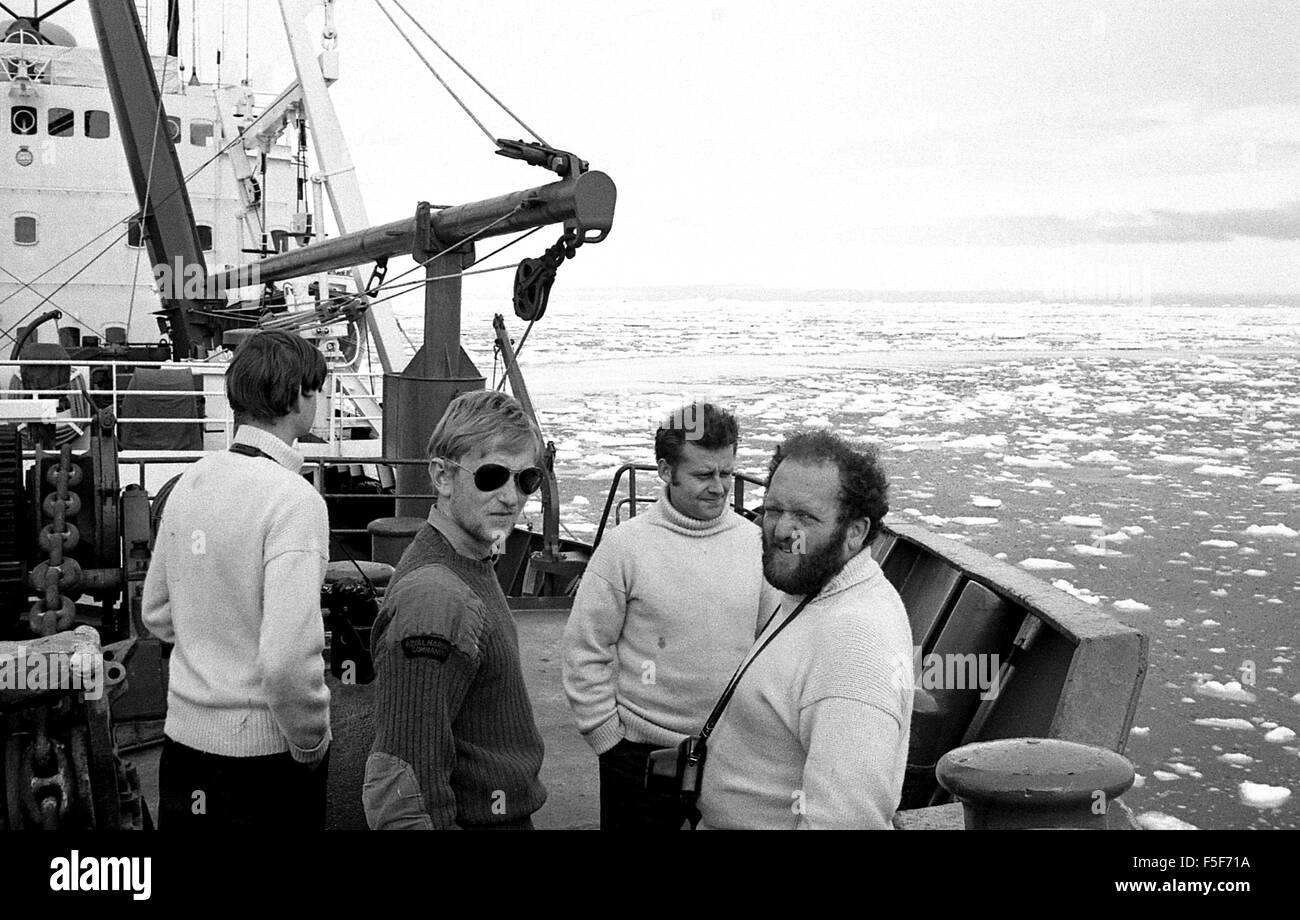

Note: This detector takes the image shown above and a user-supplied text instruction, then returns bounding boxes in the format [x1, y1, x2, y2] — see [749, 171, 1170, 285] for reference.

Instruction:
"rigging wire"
[0, 262, 74, 324]
[388, 0, 548, 146]
[126, 47, 176, 337]
[244, 0, 250, 85]
[370, 0, 496, 146]
[190, 0, 198, 81]
[0, 128, 261, 341]
[493, 320, 536, 391]
[217, 0, 226, 86]
[250, 263, 521, 334]
[0, 230, 135, 345]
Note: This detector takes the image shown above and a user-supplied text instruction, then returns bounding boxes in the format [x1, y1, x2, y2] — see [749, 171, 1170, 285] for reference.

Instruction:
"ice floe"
[1152, 770, 1179, 781]
[951, 517, 998, 526]
[970, 495, 1002, 508]
[1129, 726, 1150, 737]
[1020, 558, 1076, 571]
[1193, 680, 1257, 704]
[1079, 450, 1122, 463]
[1074, 543, 1122, 557]
[1264, 726, 1297, 743]
[1192, 464, 1250, 477]
[1193, 718, 1255, 730]
[1004, 455, 1073, 469]
[1113, 598, 1152, 612]
[1135, 812, 1198, 830]
[1217, 752, 1254, 766]
[1053, 579, 1102, 605]
[1244, 523, 1298, 538]
[1239, 781, 1292, 809]
[1060, 515, 1104, 528]
[946, 434, 1007, 449]
[1200, 539, 1238, 548]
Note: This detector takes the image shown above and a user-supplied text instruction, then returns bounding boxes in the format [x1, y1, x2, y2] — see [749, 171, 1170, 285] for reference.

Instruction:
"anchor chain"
[5, 710, 76, 830]
[28, 447, 79, 636]
[512, 229, 581, 323]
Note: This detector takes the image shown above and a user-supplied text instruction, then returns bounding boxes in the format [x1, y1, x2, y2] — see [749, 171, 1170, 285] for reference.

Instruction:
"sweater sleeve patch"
[363, 752, 436, 830]
[380, 565, 486, 659]
[401, 635, 453, 661]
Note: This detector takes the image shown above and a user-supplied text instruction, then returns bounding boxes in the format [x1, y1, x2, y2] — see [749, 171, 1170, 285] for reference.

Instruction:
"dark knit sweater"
[366, 524, 546, 828]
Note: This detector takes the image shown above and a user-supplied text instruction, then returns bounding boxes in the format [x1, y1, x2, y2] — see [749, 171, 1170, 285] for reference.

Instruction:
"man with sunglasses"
[562, 402, 774, 830]
[364, 389, 548, 829]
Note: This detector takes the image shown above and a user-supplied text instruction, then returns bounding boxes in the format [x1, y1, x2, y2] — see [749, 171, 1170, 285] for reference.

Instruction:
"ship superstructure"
[1, 3, 308, 345]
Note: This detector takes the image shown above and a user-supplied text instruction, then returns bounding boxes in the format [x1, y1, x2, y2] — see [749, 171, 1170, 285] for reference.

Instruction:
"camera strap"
[698, 589, 821, 743]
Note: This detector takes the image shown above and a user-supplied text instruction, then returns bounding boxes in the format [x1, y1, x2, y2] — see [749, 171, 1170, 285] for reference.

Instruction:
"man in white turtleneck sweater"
[562, 403, 774, 830]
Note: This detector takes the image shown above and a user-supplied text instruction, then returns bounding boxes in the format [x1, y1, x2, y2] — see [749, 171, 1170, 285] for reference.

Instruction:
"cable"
[227, 219, 546, 337]
[0, 129, 255, 341]
[494, 320, 536, 391]
[218, 0, 227, 86]
[191, 0, 198, 81]
[370, 0, 496, 146]
[0, 229, 132, 344]
[389, 0, 549, 146]
[126, 48, 175, 337]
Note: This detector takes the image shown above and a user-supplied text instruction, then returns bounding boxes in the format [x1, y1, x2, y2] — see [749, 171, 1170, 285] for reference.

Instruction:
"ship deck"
[130, 606, 602, 830]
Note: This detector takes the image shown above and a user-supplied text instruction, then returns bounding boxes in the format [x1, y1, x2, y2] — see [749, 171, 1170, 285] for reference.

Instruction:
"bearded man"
[696, 430, 915, 830]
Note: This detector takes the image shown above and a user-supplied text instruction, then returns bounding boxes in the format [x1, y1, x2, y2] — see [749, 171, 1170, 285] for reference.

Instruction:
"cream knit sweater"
[697, 549, 915, 829]
[562, 495, 773, 754]
[142, 426, 331, 762]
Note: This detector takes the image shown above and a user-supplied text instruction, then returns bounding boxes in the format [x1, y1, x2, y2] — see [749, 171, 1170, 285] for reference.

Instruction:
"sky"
[42, 0, 1300, 298]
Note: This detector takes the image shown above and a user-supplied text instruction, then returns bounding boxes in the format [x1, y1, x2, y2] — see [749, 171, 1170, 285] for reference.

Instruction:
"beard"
[762, 521, 849, 595]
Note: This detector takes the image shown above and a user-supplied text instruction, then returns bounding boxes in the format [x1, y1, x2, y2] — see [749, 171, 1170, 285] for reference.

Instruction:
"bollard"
[935, 737, 1136, 829]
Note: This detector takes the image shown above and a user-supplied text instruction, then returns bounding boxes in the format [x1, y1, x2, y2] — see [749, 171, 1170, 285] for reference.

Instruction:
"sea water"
[392, 292, 1299, 830]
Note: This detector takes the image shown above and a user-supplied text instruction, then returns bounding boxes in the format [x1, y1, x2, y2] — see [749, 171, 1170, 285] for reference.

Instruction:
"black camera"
[644, 735, 707, 802]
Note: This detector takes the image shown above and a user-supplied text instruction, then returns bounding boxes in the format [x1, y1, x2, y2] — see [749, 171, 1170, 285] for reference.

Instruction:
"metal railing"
[1, 358, 384, 448]
[593, 463, 766, 549]
[112, 454, 429, 541]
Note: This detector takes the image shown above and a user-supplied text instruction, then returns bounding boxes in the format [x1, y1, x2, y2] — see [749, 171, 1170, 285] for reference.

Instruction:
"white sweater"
[562, 496, 774, 754]
[141, 425, 331, 762]
[698, 549, 915, 829]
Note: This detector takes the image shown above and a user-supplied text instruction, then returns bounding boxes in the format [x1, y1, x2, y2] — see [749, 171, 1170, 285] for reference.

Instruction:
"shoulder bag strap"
[698, 589, 819, 742]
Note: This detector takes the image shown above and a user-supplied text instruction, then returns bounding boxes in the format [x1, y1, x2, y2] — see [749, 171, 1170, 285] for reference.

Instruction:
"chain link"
[28, 447, 78, 636]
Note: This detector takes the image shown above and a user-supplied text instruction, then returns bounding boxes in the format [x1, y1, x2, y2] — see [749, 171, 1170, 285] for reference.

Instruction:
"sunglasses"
[444, 459, 545, 495]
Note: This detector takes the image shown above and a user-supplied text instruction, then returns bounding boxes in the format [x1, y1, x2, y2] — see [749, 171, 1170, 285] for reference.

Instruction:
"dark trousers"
[159, 737, 328, 830]
[599, 739, 689, 831]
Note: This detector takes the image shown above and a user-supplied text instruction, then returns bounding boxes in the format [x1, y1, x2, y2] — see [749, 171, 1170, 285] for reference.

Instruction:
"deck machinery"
[1, 0, 614, 829]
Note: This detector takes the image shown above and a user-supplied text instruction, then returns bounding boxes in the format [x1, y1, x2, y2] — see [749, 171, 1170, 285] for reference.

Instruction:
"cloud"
[876, 202, 1300, 246]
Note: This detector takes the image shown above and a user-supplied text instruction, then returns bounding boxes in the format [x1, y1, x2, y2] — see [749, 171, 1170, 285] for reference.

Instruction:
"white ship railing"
[0, 358, 384, 449]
